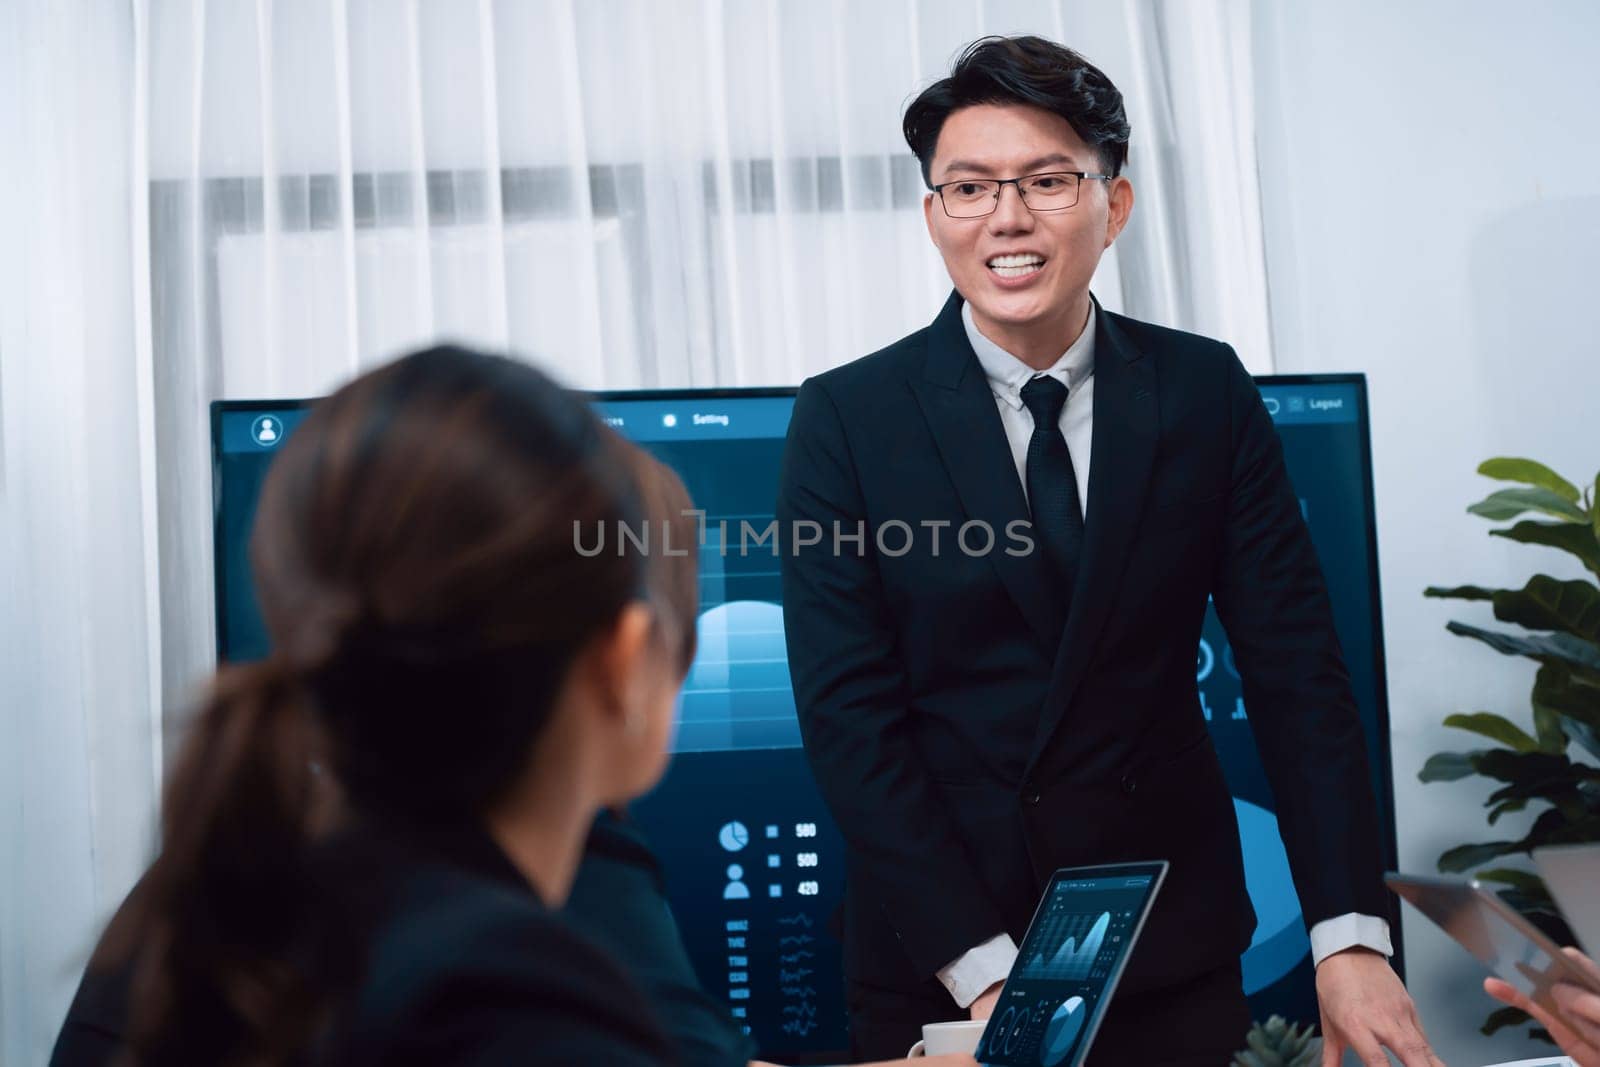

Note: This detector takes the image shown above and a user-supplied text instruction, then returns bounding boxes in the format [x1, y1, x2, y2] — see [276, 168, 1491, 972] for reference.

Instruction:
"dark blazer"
[50, 821, 675, 1066]
[777, 293, 1385, 1014]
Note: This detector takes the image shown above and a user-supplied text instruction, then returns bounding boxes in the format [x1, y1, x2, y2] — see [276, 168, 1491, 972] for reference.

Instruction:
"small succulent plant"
[1231, 1014, 1322, 1067]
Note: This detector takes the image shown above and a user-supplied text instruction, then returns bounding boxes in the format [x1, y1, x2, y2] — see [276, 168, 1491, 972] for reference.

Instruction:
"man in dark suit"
[777, 36, 1440, 1067]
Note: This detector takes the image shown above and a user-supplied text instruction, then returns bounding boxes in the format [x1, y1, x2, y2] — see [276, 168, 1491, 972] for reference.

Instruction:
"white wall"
[1254, 2, 1600, 1063]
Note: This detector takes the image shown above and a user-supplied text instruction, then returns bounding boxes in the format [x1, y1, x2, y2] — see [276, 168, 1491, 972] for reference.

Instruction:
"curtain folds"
[1, 4, 162, 1065]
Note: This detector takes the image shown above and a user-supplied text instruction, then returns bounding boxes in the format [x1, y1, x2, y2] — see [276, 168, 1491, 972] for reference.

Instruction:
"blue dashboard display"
[211, 375, 1397, 1060]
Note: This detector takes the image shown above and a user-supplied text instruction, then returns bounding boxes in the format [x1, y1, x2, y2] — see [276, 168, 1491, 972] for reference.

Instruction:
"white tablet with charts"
[976, 861, 1168, 1067]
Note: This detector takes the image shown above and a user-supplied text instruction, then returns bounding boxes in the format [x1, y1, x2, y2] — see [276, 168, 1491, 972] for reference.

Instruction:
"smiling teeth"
[988, 254, 1044, 278]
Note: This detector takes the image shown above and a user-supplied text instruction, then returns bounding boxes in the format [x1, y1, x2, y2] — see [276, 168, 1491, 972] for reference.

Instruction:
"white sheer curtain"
[2, 0, 1268, 1059]
[1112, 0, 1271, 360]
[1, 4, 163, 1066]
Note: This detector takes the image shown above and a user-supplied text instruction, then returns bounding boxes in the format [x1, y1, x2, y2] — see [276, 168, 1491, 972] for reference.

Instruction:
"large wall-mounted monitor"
[211, 373, 1397, 1061]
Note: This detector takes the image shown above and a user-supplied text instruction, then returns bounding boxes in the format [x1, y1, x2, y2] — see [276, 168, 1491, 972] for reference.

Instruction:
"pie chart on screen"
[1040, 996, 1085, 1065]
[718, 821, 749, 852]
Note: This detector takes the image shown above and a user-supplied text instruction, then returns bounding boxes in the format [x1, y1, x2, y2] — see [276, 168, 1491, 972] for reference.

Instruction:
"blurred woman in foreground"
[59, 347, 685, 1063]
[53, 346, 975, 1066]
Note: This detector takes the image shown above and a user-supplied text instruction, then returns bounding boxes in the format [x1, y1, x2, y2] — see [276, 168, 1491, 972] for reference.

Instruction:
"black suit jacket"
[776, 292, 1386, 1002]
[51, 821, 675, 1066]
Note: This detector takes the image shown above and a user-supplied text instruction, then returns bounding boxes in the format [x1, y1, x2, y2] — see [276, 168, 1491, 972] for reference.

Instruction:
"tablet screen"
[977, 862, 1167, 1067]
[1388, 874, 1600, 1003]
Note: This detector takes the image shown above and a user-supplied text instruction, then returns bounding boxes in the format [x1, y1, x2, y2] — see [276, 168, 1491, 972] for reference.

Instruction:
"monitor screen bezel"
[208, 371, 1401, 979]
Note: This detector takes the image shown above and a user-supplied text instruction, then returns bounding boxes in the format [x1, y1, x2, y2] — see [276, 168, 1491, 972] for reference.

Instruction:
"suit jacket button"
[1025, 791, 1041, 806]
[1121, 775, 1137, 794]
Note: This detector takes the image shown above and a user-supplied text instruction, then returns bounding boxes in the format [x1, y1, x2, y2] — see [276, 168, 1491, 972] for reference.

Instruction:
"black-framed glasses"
[930, 171, 1112, 219]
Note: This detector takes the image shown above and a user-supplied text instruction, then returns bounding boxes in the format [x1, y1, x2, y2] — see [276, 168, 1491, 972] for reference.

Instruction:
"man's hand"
[969, 980, 1003, 1021]
[1485, 946, 1600, 1067]
[1316, 947, 1442, 1066]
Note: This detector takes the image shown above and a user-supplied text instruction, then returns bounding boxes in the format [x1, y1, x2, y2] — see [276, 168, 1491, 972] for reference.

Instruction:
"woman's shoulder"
[583, 810, 662, 875]
[362, 856, 583, 982]
[321, 829, 676, 1065]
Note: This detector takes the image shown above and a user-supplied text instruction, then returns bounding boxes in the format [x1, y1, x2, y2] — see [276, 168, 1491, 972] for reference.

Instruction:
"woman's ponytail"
[108, 657, 335, 1064]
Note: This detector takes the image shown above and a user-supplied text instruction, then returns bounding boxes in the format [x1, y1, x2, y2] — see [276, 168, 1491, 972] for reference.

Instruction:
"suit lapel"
[1027, 306, 1160, 766]
[910, 292, 1066, 654]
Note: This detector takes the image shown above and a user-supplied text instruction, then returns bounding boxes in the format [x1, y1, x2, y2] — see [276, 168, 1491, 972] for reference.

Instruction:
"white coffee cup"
[907, 1018, 987, 1057]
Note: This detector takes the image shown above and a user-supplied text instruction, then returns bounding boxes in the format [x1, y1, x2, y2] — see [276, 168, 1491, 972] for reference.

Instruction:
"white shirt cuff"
[1309, 912, 1392, 966]
[936, 933, 1019, 1008]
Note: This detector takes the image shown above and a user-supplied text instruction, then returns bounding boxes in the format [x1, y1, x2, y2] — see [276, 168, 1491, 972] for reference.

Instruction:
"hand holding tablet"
[1483, 947, 1600, 1067]
[1386, 872, 1600, 1051]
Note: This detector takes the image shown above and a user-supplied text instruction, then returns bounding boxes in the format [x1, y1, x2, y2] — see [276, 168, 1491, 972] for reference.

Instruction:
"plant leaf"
[1532, 701, 1569, 754]
[1565, 718, 1600, 763]
[1495, 891, 1563, 916]
[1522, 908, 1581, 948]
[1480, 1005, 1531, 1036]
[1439, 840, 1520, 872]
[1469, 487, 1588, 523]
[1490, 576, 1600, 643]
[1522, 808, 1588, 846]
[1479, 757, 1600, 804]
[1594, 472, 1600, 539]
[1492, 520, 1600, 578]
[1446, 620, 1600, 672]
[1551, 635, 1600, 675]
[1533, 663, 1600, 730]
[1474, 868, 1546, 891]
[1424, 584, 1498, 601]
[1442, 712, 1539, 751]
[1486, 781, 1589, 816]
[1472, 748, 1577, 786]
[1478, 458, 1582, 502]
[1487, 797, 1529, 824]
[1517, 812, 1600, 852]
[1487, 787, 1592, 822]
[1419, 751, 1480, 782]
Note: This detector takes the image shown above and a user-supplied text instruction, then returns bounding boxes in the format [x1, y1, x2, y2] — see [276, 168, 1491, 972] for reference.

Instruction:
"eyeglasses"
[930, 171, 1112, 219]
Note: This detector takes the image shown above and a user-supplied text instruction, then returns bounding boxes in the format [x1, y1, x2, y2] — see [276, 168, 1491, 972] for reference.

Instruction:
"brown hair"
[109, 346, 656, 1063]
[618, 444, 700, 675]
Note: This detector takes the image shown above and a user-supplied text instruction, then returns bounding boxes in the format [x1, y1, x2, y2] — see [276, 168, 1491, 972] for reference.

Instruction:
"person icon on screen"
[723, 864, 750, 900]
[252, 415, 280, 446]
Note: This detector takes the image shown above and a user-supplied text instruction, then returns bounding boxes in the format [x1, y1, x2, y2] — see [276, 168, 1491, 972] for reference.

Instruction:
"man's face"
[923, 103, 1132, 347]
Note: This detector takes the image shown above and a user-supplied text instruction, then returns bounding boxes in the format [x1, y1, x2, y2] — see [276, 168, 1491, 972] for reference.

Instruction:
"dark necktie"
[1019, 375, 1085, 598]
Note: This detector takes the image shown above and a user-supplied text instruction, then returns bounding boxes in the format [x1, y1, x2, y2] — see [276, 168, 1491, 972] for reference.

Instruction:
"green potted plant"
[1231, 1015, 1322, 1067]
[1421, 457, 1600, 1040]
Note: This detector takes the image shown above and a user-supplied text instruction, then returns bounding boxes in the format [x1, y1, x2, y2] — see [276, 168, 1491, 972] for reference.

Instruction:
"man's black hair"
[903, 35, 1130, 186]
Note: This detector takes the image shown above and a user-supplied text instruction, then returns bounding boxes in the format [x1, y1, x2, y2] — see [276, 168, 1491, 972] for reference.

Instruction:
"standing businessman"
[777, 36, 1438, 1067]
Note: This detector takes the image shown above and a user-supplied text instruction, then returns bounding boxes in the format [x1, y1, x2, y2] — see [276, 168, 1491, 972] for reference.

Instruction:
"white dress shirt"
[933, 299, 1392, 1009]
